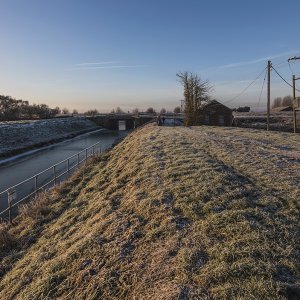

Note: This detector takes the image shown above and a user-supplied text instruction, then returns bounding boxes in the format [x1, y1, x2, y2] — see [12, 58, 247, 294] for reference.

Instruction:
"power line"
[271, 65, 300, 92]
[222, 67, 267, 104]
[256, 69, 267, 108]
[272, 60, 288, 68]
[288, 61, 300, 89]
[288, 61, 294, 75]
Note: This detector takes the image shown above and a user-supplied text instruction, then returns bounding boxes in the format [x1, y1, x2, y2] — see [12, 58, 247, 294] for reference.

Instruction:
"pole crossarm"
[288, 56, 300, 62]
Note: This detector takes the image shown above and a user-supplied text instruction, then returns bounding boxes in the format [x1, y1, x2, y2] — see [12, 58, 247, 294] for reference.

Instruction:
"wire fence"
[0, 141, 102, 222]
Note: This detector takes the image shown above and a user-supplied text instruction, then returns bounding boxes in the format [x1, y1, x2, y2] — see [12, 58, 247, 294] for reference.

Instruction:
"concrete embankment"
[0, 117, 99, 158]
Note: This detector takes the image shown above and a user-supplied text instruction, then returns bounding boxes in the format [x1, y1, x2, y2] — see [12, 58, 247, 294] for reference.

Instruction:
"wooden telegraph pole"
[288, 56, 300, 133]
[267, 60, 271, 131]
[293, 75, 297, 133]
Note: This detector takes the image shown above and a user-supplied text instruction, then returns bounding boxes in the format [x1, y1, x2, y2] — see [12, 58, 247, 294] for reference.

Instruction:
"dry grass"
[0, 124, 299, 299]
[0, 223, 16, 252]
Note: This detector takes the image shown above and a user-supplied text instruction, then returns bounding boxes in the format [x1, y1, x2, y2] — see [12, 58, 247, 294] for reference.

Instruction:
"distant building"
[54, 113, 73, 118]
[196, 100, 233, 126]
[271, 106, 293, 113]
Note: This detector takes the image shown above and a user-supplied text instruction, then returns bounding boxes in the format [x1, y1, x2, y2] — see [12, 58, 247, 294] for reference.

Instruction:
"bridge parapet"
[88, 114, 155, 130]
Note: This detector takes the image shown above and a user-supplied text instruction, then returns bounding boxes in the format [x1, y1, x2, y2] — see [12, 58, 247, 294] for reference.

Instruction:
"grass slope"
[0, 124, 300, 299]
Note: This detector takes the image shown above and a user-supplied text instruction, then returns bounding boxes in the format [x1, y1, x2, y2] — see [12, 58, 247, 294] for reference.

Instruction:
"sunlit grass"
[0, 124, 299, 299]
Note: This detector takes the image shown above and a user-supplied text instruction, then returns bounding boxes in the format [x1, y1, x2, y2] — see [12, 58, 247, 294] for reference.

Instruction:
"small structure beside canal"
[196, 100, 233, 126]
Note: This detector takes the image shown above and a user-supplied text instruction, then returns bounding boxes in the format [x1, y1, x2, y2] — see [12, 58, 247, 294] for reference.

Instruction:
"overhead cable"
[271, 65, 300, 92]
[256, 69, 267, 108]
[222, 67, 267, 104]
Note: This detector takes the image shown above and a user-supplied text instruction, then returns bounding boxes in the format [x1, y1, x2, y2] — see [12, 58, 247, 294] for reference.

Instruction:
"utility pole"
[288, 56, 300, 133]
[267, 60, 271, 131]
[293, 75, 297, 133]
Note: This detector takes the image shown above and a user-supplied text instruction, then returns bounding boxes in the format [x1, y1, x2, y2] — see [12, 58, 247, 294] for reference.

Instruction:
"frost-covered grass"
[0, 117, 98, 157]
[0, 124, 299, 299]
[233, 111, 300, 132]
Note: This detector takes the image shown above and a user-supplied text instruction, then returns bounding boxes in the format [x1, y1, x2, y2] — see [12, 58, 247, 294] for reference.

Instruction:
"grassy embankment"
[0, 124, 300, 299]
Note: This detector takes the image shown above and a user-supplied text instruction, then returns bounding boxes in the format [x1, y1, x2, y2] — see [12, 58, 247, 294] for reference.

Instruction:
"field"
[0, 124, 299, 299]
[233, 111, 300, 132]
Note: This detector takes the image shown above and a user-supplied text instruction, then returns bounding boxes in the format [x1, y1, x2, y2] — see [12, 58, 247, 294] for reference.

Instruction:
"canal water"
[0, 129, 128, 214]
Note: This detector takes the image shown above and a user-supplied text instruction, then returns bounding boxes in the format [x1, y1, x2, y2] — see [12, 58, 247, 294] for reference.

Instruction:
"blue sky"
[1, 0, 300, 112]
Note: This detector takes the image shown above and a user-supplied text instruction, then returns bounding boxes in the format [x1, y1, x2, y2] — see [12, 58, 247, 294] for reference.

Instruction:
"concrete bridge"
[88, 113, 184, 130]
[88, 114, 155, 130]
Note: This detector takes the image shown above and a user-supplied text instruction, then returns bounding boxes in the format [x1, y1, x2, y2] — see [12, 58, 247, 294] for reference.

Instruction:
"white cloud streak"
[67, 64, 146, 71]
[74, 61, 120, 66]
[67, 61, 146, 71]
[204, 50, 300, 71]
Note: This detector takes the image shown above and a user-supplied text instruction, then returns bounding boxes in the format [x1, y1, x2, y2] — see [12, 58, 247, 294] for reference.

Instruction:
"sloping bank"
[0, 117, 99, 158]
[0, 124, 299, 299]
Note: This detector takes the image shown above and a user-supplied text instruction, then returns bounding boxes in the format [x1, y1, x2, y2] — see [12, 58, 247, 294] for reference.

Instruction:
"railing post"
[34, 175, 38, 193]
[7, 190, 12, 223]
[53, 166, 57, 185]
[0, 140, 105, 220]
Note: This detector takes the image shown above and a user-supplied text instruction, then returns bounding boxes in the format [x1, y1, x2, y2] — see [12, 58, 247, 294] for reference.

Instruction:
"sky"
[1, 0, 300, 112]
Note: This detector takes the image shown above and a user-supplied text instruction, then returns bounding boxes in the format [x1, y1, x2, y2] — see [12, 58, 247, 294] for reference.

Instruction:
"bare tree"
[272, 97, 282, 108]
[62, 108, 70, 114]
[160, 108, 166, 114]
[115, 107, 124, 114]
[272, 96, 293, 108]
[72, 109, 78, 115]
[0, 95, 60, 120]
[146, 107, 155, 114]
[132, 108, 139, 114]
[85, 109, 98, 116]
[176, 71, 212, 126]
[174, 106, 181, 113]
[282, 95, 293, 107]
[54, 107, 61, 115]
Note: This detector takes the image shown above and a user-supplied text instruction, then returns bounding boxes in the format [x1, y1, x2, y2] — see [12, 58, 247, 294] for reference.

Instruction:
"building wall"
[197, 109, 232, 126]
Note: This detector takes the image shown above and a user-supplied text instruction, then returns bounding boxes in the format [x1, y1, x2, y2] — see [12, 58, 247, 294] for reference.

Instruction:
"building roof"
[199, 100, 231, 112]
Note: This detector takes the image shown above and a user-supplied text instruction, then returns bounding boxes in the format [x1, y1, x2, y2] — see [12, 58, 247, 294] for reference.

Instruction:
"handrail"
[0, 120, 154, 222]
[0, 140, 102, 221]
[0, 141, 101, 194]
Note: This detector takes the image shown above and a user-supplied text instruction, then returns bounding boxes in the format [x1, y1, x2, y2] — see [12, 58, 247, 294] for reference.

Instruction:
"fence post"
[53, 166, 57, 185]
[7, 190, 12, 223]
[67, 159, 70, 175]
[34, 175, 38, 193]
[0, 141, 107, 221]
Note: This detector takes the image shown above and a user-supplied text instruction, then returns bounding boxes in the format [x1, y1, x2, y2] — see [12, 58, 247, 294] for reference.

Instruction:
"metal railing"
[0, 141, 102, 222]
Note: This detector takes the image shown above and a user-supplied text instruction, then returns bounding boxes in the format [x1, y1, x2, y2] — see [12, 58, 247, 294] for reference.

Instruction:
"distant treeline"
[272, 95, 293, 108]
[0, 95, 61, 121]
